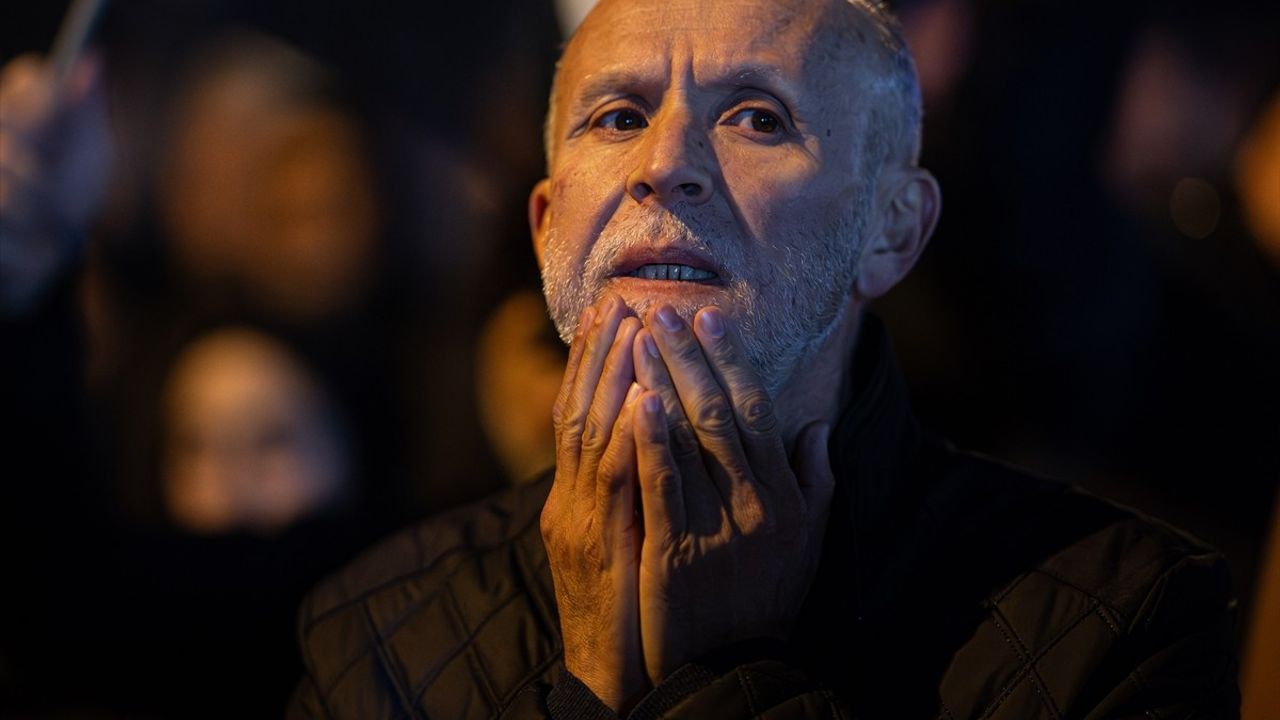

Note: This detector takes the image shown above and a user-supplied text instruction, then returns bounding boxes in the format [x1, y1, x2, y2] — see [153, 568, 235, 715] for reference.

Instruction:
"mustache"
[584, 210, 744, 281]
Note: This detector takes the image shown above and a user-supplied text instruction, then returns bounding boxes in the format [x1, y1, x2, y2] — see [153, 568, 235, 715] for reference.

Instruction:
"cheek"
[548, 160, 625, 257]
[717, 147, 838, 242]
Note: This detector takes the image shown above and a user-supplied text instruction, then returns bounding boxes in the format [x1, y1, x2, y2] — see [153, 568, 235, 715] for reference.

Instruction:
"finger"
[554, 296, 626, 484]
[646, 305, 750, 483]
[692, 307, 788, 483]
[551, 305, 595, 477]
[552, 306, 594, 433]
[577, 316, 641, 501]
[635, 390, 686, 542]
[633, 327, 702, 477]
[596, 382, 643, 550]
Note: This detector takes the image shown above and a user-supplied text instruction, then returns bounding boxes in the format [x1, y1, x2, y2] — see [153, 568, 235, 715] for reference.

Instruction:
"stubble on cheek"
[540, 226, 590, 345]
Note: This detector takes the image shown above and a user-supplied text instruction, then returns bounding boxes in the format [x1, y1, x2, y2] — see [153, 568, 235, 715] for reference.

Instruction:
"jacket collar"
[797, 314, 942, 630]
[829, 314, 929, 536]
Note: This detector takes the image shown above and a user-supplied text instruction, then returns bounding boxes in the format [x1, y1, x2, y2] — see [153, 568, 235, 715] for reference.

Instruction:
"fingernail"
[697, 309, 725, 339]
[625, 382, 641, 405]
[656, 306, 682, 332]
[643, 394, 661, 414]
[642, 333, 660, 360]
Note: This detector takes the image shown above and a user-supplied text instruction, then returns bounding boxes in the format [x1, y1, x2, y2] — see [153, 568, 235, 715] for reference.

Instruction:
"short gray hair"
[542, 0, 923, 172]
[845, 0, 923, 167]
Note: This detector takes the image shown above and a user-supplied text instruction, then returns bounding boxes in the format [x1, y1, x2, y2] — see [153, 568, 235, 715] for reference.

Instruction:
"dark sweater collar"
[793, 314, 941, 636]
[828, 314, 927, 536]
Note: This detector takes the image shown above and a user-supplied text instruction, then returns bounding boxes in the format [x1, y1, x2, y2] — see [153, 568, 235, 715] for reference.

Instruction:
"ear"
[528, 178, 552, 270]
[854, 166, 941, 300]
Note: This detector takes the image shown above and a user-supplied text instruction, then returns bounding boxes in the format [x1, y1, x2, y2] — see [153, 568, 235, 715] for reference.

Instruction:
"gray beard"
[540, 201, 868, 396]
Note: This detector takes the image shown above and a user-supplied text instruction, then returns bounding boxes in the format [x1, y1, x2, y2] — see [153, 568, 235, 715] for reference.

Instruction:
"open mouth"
[612, 246, 725, 285]
[625, 263, 719, 282]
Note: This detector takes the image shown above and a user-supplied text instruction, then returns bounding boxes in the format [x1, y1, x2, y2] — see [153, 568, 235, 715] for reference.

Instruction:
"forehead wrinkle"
[548, 0, 881, 166]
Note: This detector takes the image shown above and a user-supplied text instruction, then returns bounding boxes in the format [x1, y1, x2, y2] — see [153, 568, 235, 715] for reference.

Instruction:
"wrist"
[564, 654, 647, 713]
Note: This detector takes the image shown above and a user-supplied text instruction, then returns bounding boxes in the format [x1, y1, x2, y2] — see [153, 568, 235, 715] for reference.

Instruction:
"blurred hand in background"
[0, 52, 110, 314]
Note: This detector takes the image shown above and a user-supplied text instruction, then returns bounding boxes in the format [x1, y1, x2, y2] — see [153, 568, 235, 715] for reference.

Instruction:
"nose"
[626, 110, 714, 207]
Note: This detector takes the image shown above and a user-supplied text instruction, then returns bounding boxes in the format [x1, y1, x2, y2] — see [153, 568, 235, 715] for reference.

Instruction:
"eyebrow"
[721, 64, 787, 89]
[567, 69, 656, 122]
[565, 63, 798, 124]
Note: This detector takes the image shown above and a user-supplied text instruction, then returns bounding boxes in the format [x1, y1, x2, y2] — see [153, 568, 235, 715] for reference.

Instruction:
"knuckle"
[692, 396, 735, 435]
[737, 392, 777, 434]
[641, 467, 680, 495]
[556, 405, 587, 440]
[596, 444, 623, 481]
[539, 504, 560, 540]
[671, 423, 701, 460]
[580, 411, 609, 454]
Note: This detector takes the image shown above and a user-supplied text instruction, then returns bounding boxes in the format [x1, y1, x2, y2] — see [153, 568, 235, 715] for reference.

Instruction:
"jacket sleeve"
[515, 641, 851, 720]
[1082, 552, 1240, 719]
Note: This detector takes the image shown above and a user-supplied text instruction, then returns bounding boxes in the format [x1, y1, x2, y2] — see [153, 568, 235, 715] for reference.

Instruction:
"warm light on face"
[536, 0, 885, 393]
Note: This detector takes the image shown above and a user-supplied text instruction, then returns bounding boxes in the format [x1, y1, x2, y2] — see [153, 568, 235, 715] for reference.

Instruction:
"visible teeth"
[628, 264, 716, 281]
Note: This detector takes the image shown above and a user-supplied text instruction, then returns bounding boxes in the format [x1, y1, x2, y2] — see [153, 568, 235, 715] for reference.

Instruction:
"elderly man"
[289, 0, 1237, 717]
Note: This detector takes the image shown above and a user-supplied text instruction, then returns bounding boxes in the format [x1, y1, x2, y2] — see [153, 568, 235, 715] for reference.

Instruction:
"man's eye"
[729, 108, 782, 134]
[597, 108, 648, 132]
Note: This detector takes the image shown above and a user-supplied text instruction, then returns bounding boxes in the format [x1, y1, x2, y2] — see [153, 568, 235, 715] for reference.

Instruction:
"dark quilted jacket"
[288, 319, 1238, 719]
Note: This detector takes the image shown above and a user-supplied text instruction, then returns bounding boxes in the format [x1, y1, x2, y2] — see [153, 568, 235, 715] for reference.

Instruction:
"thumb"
[793, 422, 834, 524]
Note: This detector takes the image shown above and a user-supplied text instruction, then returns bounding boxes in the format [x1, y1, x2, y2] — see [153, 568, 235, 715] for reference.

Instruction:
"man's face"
[535, 0, 882, 393]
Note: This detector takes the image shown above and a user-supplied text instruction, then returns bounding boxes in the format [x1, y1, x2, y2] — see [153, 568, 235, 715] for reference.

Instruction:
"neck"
[773, 300, 865, 452]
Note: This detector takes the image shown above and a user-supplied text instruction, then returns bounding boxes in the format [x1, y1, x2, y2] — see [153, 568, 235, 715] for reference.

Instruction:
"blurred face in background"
[160, 35, 380, 323]
[162, 328, 349, 535]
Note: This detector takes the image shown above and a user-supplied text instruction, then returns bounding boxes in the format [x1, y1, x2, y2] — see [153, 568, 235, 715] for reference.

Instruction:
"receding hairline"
[540, 0, 922, 172]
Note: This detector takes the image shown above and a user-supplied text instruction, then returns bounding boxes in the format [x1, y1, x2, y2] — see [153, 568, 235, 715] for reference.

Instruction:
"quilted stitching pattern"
[297, 480, 561, 719]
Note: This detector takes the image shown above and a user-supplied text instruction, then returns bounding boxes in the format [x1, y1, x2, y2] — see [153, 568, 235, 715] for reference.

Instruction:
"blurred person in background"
[2, 0, 565, 713]
[0, 35, 399, 709]
[161, 325, 353, 535]
[476, 289, 566, 482]
[72, 319, 381, 717]
[156, 33, 381, 326]
[81, 29, 417, 527]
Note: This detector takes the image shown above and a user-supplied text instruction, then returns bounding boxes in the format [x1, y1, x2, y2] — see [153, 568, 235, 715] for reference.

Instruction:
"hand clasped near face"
[539, 293, 835, 712]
